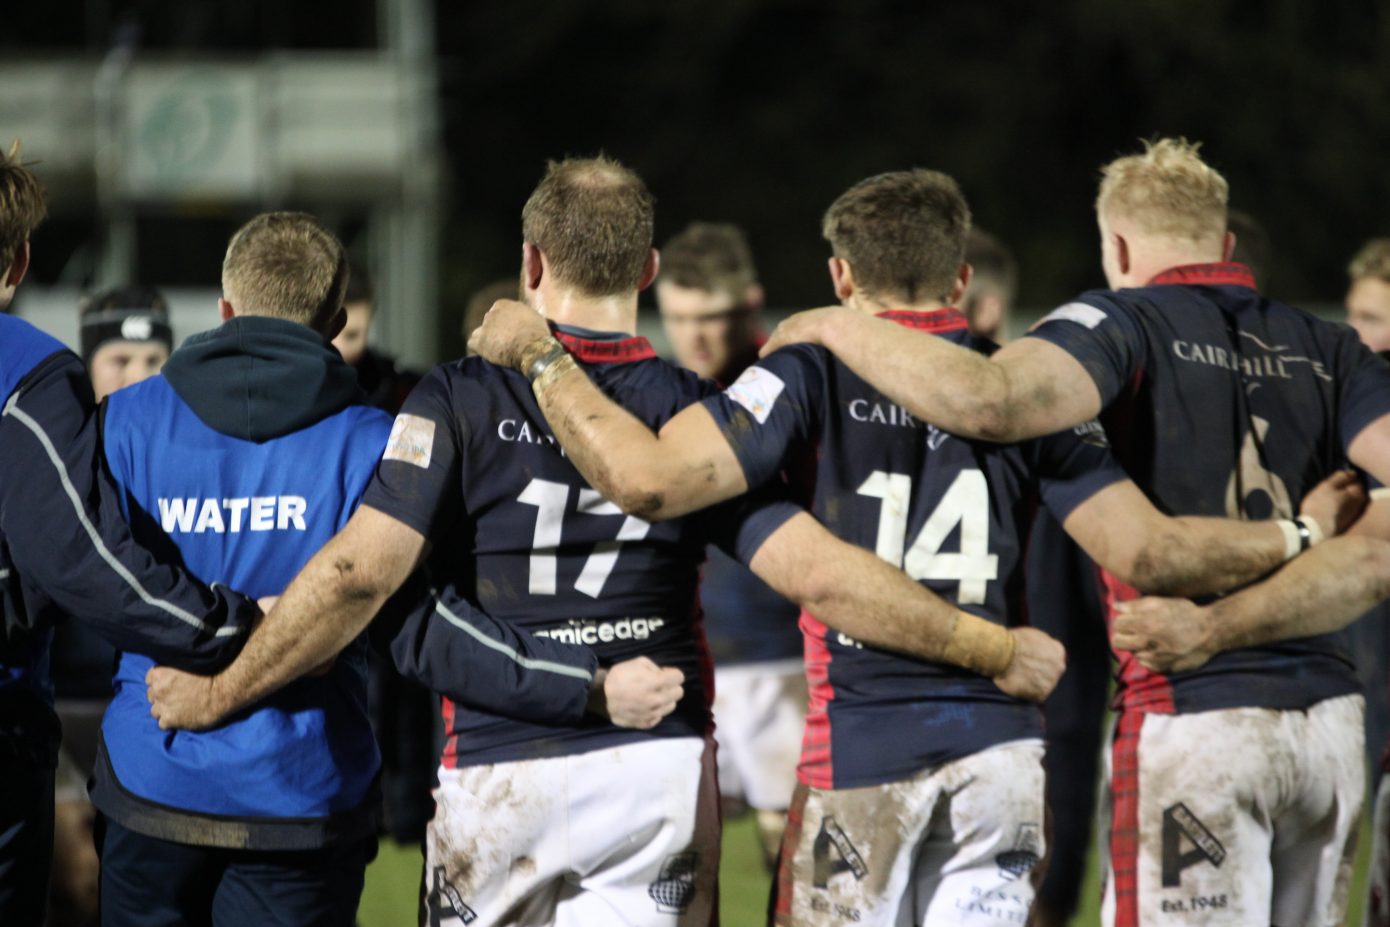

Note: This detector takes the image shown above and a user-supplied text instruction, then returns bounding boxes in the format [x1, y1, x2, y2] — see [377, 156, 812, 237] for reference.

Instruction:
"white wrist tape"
[1276, 519, 1301, 562]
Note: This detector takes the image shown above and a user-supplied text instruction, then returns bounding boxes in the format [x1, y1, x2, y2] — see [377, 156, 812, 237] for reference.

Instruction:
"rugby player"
[755, 139, 1390, 926]
[0, 143, 259, 923]
[658, 221, 805, 868]
[144, 157, 1074, 927]
[1346, 238, 1390, 353]
[462, 166, 1358, 926]
[91, 212, 666, 927]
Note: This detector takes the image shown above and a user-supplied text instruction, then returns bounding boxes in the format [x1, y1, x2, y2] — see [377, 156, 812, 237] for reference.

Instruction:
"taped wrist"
[520, 336, 566, 380]
[942, 613, 1016, 678]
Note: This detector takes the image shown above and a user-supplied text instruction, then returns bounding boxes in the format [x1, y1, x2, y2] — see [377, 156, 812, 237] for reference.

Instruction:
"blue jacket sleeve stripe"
[2, 389, 245, 639]
[433, 597, 594, 681]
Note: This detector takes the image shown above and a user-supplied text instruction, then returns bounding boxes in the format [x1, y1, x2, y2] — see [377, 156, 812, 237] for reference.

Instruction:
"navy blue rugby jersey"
[1029, 262, 1390, 716]
[362, 326, 793, 768]
[702, 309, 1125, 790]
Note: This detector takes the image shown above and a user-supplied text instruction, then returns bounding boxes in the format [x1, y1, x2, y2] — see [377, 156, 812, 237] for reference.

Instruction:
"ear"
[5, 241, 29, 289]
[636, 248, 660, 292]
[1114, 232, 1131, 275]
[829, 257, 855, 302]
[1221, 230, 1237, 262]
[522, 242, 544, 293]
[324, 307, 348, 342]
[946, 262, 972, 306]
[744, 283, 765, 312]
[218, 297, 235, 322]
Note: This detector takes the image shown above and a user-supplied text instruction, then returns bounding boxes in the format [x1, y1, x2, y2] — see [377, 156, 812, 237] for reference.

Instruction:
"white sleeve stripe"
[1040, 302, 1108, 330]
[2, 390, 243, 636]
[432, 597, 595, 682]
[0, 569, 9, 580]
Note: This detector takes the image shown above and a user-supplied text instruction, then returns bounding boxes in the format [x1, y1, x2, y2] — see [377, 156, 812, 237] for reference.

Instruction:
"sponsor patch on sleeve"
[723, 366, 786, 425]
[1038, 301, 1108, 330]
[383, 414, 437, 468]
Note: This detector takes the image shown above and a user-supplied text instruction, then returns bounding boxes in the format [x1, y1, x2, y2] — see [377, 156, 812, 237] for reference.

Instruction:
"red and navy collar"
[875, 307, 970, 334]
[1147, 262, 1257, 290]
[552, 329, 657, 364]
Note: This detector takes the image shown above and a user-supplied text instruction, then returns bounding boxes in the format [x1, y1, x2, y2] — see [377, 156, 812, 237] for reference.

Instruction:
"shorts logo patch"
[995, 823, 1042, 880]
[812, 815, 868, 888]
[429, 866, 477, 925]
[1161, 802, 1226, 887]
[1039, 301, 1107, 329]
[724, 366, 786, 425]
[384, 414, 436, 468]
[648, 851, 699, 913]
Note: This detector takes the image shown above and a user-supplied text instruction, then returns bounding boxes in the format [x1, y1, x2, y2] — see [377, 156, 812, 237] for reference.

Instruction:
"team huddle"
[3, 136, 1390, 927]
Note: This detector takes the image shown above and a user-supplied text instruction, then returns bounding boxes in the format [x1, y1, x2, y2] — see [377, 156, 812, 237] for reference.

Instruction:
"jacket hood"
[161, 316, 364, 442]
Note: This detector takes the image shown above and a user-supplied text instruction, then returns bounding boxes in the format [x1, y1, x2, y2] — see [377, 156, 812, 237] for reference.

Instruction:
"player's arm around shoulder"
[470, 298, 748, 521]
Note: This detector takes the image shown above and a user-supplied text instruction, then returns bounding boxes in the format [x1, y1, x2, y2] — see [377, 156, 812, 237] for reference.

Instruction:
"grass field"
[357, 808, 1376, 925]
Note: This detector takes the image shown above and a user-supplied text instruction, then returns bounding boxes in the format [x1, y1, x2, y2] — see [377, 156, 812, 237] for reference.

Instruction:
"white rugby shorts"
[774, 738, 1045, 926]
[1102, 695, 1363, 927]
[423, 736, 718, 927]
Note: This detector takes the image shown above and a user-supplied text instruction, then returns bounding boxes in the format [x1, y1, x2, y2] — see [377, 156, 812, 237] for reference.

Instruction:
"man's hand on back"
[146, 665, 225, 731]
[586, 657, 685, 729]
[468, 299, 553, 371]
[1111, 596, 1216, 673]
[991, 627, 1066, 702]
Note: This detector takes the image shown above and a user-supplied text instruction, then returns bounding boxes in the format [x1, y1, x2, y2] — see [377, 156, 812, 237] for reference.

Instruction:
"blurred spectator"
[79, 286, 173, 402]
[332, 266, 421, 412]
[1347, 239, 1390, 353]
[464, 278, 520, 353]
[961, 228, 1016, 342]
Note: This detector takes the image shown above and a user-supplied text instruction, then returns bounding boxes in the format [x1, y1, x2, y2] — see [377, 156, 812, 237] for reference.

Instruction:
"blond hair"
[1349, 239, 1390, 284]
[521, 156, 655, 298]
[1096, 138, 1228, 244]
[0, 140, 47, 275]
[221, 212, 348, 330]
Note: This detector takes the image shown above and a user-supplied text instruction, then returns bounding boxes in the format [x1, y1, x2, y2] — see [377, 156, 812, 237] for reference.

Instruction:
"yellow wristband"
[941, 613, 1016, 678]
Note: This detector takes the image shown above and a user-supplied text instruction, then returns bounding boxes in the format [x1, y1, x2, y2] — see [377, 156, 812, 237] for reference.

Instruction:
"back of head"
[660, 222, 759, 298]
[1096, 138, 1228, 247]
[0, 140, 47, 278]
[822, 169, 972, 305]
[521, 156, 655, 298]
[1349, 239, 1390, 286]
[221, 212, 348, 331]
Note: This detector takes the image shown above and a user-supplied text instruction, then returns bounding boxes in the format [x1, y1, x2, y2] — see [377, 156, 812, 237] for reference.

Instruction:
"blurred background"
[5, 0, 1389, 364]
[6, 3, 1389, 925]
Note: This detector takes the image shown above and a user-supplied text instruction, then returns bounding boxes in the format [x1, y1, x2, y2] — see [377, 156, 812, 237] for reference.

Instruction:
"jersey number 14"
[858, 469, 999, 604]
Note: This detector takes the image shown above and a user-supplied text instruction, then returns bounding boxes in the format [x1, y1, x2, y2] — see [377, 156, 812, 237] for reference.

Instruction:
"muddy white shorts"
[774, 738, 1045, 927]
[1361, 769, 1390, 926]
[712, 659, 806, 812]
[424, 736, 719, 927]
[1102, 694, 1364, 927]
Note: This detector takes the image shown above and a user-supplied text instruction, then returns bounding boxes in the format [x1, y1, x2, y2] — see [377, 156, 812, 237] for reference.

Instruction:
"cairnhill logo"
[648, 851, 699, 914]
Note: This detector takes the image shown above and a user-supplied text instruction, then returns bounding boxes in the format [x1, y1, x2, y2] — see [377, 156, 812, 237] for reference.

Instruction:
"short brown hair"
[0, 140, 47, 276]
[1349, 239, 1390, 285]
[221, 212, 348, 329]
[822, 169, 971, 304]
[660, 223, 758, 297]
[1096, 138, 1228, 243]
[521, 157, 655, 298]
[965, 228, 1017, 301]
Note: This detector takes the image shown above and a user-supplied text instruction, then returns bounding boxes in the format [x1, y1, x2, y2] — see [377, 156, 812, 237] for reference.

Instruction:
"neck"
[530, 284, 639, 335]
[845, 292, 950, 316]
